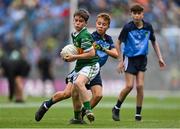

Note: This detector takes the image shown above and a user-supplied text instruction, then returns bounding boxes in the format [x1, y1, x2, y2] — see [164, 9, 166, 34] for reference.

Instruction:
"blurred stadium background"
[0, 0, 180, 98]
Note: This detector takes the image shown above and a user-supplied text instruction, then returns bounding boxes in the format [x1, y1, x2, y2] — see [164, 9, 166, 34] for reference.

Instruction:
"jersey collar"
[72, 27, 86, 37]
[93, 31, 109, 41]
[132, 20, 145, 29]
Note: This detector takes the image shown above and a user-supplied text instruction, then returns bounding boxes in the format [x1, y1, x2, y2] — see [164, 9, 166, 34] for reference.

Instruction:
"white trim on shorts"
[124, 56, 128, 71]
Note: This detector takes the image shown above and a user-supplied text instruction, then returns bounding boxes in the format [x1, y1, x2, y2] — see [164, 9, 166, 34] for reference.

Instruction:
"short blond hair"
[96, 13, 111, 26]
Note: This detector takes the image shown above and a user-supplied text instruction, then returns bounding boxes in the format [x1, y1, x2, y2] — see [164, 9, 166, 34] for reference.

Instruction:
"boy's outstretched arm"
[151, 41, 166, 69]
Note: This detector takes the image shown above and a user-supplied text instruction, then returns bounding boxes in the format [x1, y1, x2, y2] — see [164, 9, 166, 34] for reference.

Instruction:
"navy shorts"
[124, 55, 147, 75]
[85, 72, 102, 90]
[65, 71, 102, 90]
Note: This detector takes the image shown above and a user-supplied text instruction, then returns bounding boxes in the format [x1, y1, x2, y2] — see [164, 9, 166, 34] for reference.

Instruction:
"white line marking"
[0, 102, 180, 109]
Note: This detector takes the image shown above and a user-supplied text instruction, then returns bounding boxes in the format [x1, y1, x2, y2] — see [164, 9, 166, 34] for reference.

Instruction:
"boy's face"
[73, 16, 87, 32]
[131, 11, 144, 23]
[96, 17, 109, 35]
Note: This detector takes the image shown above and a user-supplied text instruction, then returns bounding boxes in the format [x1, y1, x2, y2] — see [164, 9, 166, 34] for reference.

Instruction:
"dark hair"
[73, 9, 89, 22]
[130, 4, 144, 13]
[97, 13, 111, 25]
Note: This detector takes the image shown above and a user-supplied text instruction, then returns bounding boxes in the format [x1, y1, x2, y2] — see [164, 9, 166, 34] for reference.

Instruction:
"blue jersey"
[118, 20, 155, 57]
[91, 31, 115, 67]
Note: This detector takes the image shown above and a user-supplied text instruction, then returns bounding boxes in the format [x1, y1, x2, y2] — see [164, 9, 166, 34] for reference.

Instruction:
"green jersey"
[71, 27, 99, 72]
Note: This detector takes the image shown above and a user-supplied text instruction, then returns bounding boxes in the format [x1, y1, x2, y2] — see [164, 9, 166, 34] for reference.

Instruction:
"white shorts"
[67, 62, 100, 84]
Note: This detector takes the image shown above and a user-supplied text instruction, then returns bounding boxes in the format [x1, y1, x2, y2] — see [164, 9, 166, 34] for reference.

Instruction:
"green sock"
[74, 111, 81, 119]
[83, 101, 91, 110]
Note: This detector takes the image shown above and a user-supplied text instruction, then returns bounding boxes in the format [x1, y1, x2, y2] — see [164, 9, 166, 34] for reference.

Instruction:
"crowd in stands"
[0, 0, 70, 77]
[79, 0, 180, 29]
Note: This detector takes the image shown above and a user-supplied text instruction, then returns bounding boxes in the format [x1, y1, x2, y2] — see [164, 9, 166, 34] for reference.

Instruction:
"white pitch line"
[1, 128, 180, 129]
[0, 102, 180, 109]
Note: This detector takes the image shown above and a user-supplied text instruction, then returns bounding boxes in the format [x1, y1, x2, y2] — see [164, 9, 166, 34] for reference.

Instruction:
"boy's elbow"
[114, 54, 118, 59]
[114, 50, 119, 58]
[113, 54, 119, 59]
[111, 49, 119, 58]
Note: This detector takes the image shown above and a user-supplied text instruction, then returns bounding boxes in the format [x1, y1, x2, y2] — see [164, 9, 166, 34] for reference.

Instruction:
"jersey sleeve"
[108, 36, 115, 49]
[118, 25, 128, 42]
[149, 24, 156, 42]
[80, 34, 94, 52]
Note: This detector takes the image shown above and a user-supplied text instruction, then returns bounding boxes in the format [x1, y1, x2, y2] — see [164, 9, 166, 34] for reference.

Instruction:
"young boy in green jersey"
[69, 12, 118, 124]
[64, 9, 99, 123]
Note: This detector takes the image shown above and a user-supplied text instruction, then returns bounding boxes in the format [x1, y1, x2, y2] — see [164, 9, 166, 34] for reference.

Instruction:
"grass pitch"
[0, 96, 180, 128]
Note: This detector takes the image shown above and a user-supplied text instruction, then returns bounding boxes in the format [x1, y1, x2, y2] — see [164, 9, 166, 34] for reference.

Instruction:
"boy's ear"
[85, 22, 87, 27]
[84, 21, 88, 24]
[130, 12, 133, 18]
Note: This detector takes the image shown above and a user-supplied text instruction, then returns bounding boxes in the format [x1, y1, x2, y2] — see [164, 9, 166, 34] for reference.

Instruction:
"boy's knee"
[93, 94, 103, 101]
[63, 91, 71, 99]
[126, 85, 133, 91]
[74, 81, 84, 90]
[74, 81, 80, 87]
[71, 88, 79, 98]
[136, 85, 143, 91]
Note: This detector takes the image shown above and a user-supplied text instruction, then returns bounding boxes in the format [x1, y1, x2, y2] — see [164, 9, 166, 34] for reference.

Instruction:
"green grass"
[0, 96, 180, 128]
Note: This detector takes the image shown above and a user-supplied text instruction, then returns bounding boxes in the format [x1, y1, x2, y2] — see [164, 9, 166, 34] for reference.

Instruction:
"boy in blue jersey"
[112, 4, 166, 121]
[35, 12, 118, 124]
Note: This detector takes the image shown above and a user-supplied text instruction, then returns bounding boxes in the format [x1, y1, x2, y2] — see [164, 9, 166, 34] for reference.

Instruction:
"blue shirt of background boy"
[118, 20, 156, 57]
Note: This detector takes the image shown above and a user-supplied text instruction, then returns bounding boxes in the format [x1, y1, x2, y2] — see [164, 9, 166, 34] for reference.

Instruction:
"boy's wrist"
[95, 44, 107, 52]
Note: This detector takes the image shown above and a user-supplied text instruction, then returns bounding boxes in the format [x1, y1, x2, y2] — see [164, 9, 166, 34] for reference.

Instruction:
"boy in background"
[112, 4, 166, 121]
